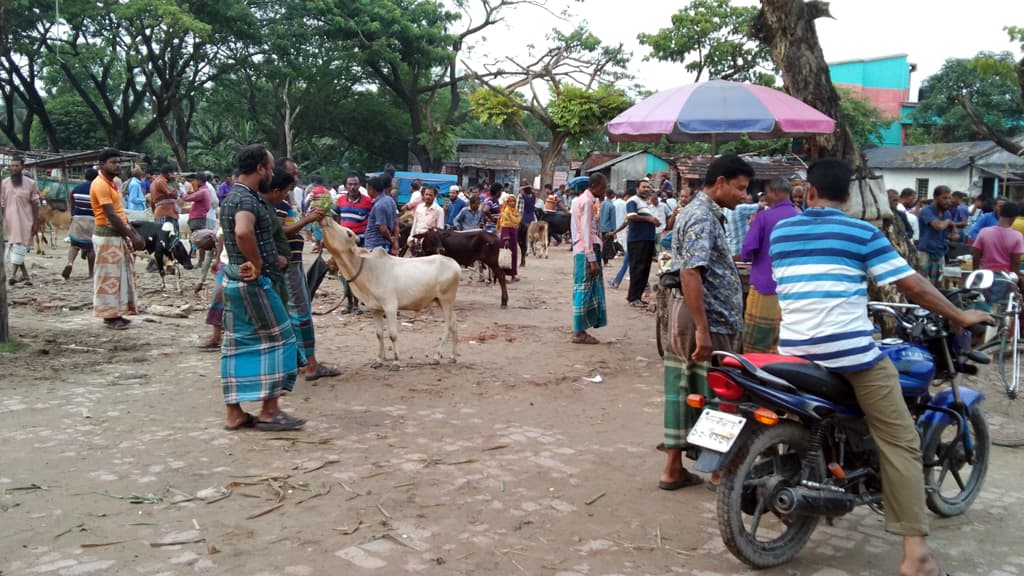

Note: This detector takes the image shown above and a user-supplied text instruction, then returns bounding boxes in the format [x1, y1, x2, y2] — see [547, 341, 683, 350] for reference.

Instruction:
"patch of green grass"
[0, 337, 26, 353]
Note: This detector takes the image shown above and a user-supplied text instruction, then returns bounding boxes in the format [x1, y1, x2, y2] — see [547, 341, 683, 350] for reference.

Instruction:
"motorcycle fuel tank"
[879, 338, 934, 396]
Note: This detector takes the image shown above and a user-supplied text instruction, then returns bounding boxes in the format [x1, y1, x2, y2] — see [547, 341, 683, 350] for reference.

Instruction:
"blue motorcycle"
[685, 277, 993, 568]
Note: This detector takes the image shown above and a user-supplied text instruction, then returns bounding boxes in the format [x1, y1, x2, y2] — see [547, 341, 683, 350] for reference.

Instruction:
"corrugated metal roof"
[21, 148, 146, 169]
[585, 150, 648, 173]
[458, 138, 552, 148]
[673, 155, 805, 180]
[865, 141, 999, 169]
[459, 158, 520, 170]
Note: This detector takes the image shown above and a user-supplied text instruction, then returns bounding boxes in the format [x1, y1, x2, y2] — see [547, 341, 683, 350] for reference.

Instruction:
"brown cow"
[526, 220, 549, 258]
[34, 202, 72, 255]
[416, 229, 508, 308]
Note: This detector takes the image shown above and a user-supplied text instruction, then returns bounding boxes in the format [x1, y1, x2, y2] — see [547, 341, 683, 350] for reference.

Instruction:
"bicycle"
[971, 270, 1024, 447]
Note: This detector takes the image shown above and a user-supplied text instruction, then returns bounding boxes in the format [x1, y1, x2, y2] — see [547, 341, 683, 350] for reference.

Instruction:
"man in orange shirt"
[150, 164, 179, 234]
[90, 148, 145, 330]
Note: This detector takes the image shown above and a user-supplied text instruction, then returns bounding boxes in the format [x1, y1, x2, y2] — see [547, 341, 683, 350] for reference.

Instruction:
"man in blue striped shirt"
[771, 158, 990, 576]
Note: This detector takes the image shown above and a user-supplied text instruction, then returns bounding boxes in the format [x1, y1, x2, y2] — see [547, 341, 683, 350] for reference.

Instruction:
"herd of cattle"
[28, 187, 578, 369]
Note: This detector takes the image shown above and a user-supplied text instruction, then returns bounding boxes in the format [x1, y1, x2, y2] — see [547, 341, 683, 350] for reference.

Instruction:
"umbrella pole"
[711, 133, 718, 155]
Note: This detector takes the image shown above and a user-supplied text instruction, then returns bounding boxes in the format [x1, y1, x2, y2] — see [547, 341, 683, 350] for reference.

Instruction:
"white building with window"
[865, 138, 1024, 201]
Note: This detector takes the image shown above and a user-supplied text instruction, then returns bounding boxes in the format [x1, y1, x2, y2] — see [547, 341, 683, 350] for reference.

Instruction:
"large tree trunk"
[407, 140, 443, 173]
[752, 0, 862, 169]
[538, 135, 568, 187]
[754, 0, 915, 302]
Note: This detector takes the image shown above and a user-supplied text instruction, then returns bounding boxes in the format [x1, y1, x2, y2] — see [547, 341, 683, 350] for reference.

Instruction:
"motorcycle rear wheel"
[923, 406, 990, 517]
[717, 422, 820, 569]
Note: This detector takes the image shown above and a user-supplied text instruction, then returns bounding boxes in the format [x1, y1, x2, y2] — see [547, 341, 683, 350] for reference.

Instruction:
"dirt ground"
[2, 239, 1023, 576]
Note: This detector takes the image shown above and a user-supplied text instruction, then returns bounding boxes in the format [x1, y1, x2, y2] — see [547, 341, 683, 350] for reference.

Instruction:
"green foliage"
[910, 52, 1023, 143]
[468, 89, 525, 127]
[29, 92, 107, 151]
[548, 85, 632, 138]
[835, 86, 894, 148]
[637, 0, 774, 84]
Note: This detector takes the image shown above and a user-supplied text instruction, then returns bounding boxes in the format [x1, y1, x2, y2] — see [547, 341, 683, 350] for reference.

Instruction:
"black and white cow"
[131, 220, 193, 291]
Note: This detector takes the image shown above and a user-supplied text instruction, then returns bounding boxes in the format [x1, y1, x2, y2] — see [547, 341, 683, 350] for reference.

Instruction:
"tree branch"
[955, 94, 1024, 156]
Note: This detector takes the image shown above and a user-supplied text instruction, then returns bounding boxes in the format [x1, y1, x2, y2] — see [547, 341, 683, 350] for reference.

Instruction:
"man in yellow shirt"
[1012, 204, 1024, 239]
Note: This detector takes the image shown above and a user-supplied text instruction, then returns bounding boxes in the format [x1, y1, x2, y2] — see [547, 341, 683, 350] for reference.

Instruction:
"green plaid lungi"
[919, 252, 944, 286]
[572, 252, 607, 332]
[286, 261, 315, 366]
[221, 272, 298, 403]
[664, 295, 738, 449]
[742, 288, 781, 354]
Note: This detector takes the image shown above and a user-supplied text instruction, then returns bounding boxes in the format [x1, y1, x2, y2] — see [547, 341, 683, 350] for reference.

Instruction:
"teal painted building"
[828, 54, 918, 147]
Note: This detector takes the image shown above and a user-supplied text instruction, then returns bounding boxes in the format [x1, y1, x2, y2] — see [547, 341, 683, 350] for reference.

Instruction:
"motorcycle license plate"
[687, 410, 746, 453]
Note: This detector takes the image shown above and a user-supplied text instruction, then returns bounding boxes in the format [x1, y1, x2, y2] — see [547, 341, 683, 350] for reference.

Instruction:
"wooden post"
[0, 197, 8, 343]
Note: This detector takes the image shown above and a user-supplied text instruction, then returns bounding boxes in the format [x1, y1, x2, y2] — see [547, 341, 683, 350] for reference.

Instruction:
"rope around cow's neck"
[344, 254, 365, 284]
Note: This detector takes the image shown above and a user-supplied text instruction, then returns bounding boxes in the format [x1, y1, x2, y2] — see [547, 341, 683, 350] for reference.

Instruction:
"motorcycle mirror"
[964, 270, 994, 291]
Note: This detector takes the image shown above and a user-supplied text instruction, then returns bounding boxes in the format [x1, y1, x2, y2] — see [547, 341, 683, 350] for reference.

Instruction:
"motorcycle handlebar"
[866, 303, 915, 331]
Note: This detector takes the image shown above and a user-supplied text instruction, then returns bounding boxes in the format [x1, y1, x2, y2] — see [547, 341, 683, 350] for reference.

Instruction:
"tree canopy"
[466, 26, 633, 184]
[638, 0, 775, 85]
[910, 51, 1023, 146]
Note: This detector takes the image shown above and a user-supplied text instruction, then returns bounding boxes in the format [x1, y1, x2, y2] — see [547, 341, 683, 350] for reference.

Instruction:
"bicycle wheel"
[979, 320, 1024, 447]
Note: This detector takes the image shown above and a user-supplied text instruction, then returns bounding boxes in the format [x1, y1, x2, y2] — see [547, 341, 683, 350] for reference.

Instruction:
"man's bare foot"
[900, 538, 940, 576]
[899, 556, 939, 576]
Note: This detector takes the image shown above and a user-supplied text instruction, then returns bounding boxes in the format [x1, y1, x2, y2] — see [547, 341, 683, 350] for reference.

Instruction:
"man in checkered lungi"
[917, 186, 958, 287]
[219, 144, 305, 432]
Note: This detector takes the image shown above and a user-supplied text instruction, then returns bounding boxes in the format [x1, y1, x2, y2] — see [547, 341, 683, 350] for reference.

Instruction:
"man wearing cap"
[445, 186, 465, 229]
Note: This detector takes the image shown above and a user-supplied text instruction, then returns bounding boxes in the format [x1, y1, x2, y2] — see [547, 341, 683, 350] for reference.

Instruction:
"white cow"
[321, 218, 460, 370]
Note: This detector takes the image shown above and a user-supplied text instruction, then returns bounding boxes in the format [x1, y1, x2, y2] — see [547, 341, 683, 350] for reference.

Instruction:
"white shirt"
[613, 198, 628, 245]
[897, 203, 920, 241]
[291, 185, 305, 211]
[411, 202, 445, 236]
[652, 201, 671, 234]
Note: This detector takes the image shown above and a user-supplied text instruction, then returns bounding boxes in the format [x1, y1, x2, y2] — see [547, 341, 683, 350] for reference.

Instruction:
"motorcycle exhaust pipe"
[773, 485, 858, 517]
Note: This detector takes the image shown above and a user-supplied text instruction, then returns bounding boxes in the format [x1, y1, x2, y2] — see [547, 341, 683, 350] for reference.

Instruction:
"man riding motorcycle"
[769, 158, 992, 576]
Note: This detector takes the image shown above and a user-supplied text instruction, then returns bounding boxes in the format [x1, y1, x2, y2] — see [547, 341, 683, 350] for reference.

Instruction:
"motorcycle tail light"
[753, 407, 779, 426]
[719, 402, 738, 413]
[685, 394, 705, 409]
[708, 371, 743, 401]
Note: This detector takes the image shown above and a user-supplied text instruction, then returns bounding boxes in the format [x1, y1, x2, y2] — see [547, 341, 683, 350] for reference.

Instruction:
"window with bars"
[916, 178, 929, 200]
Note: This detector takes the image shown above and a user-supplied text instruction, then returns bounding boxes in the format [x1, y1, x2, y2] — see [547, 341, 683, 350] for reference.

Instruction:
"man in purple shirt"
[218, 172, 235, 204]
[739, 177, 800, 353]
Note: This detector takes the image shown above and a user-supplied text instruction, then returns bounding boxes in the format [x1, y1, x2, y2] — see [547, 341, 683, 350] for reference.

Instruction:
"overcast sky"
[461, 0, 1023, 100]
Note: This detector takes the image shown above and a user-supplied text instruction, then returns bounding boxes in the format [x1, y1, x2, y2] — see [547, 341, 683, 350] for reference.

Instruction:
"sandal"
[658, 472, 704, 491]
[254, 410, 306, 431]
[572, 333, 600, 345]
[104, 318, 130, 331]
[305, 363, 341, 382]
[224, 412, 257, 431]
[198, 340, 220, 351]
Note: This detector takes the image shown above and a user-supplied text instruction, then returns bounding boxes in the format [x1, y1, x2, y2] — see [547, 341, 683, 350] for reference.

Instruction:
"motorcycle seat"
[726, 353, 859, 407]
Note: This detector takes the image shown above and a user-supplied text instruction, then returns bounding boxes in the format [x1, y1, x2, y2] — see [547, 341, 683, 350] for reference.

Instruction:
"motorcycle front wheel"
[922, 406, 990, 517]
[717, 422, 820, 569]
